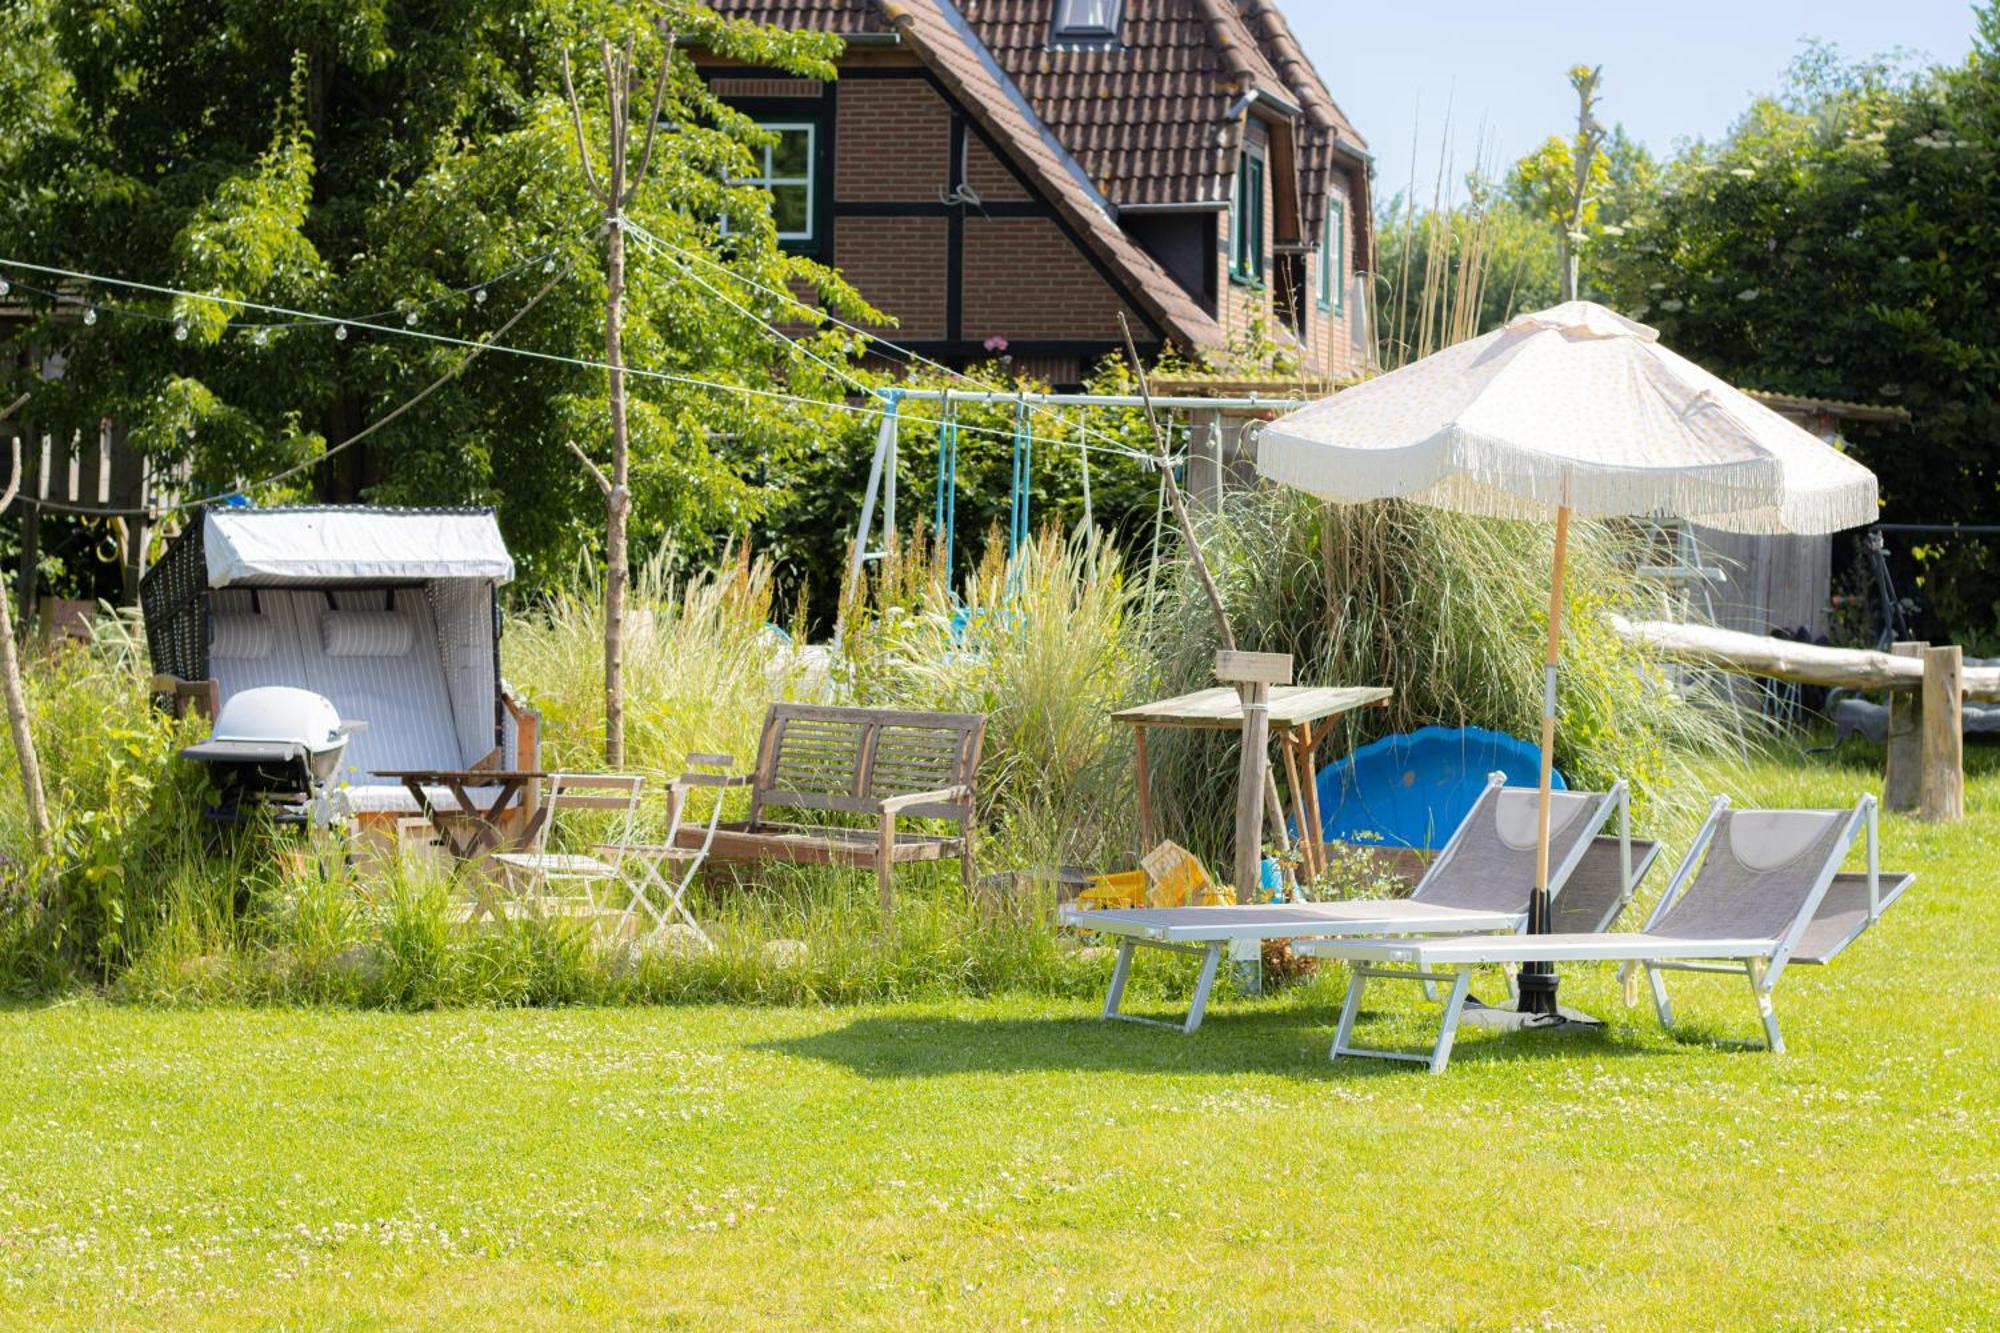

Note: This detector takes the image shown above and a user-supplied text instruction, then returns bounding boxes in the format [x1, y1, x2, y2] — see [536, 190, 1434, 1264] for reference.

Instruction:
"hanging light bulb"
[174, 321, 189, 342]
[475, 288, 488, 305]
[405, 310, 419, 326]
[253, 326, 269, 346]
[0, 277, 10, 296]
[334, 324, 349, 342]
[542, 257, 557, 274]
[82, 306, 98, 326]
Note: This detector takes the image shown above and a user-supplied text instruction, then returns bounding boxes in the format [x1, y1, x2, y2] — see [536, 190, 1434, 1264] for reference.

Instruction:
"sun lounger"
[1300, 794, 1914, 1072]
[1059, 776, 1662, 1033]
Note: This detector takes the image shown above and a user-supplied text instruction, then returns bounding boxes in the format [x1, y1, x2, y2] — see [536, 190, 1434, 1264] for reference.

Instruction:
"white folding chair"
[608, 754, 745, 946]
[490, 772, 645, 921]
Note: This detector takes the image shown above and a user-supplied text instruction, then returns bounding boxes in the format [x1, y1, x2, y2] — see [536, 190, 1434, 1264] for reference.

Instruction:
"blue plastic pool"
[1311, 725, 1564, 852]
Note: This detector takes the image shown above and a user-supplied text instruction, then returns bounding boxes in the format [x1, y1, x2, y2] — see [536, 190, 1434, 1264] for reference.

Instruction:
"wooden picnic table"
[1111, 685, 1392, 883]
[379, 769, 549, 862]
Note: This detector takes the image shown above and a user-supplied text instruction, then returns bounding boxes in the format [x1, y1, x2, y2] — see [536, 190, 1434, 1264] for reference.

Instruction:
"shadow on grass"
[752, 999, 1701, 1082]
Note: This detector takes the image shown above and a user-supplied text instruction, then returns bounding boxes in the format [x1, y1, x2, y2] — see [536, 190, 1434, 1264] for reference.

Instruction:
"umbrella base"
[1460, 995, 1606, 1032]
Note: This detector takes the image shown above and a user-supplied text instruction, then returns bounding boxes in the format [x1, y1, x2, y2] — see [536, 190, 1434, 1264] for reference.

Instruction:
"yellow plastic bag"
[1140, 841, 1233, 908]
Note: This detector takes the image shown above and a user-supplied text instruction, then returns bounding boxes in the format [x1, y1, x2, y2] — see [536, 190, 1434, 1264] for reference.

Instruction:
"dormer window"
[1052, 0, 1122, 47]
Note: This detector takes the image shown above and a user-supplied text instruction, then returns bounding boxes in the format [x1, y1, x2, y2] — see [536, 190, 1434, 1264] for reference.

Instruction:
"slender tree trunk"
[603, 205, 630, 767]
[0, 417, 54, 868]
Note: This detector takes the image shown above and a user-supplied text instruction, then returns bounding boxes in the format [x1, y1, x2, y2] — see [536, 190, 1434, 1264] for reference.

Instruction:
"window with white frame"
[729, 122, 817, 245]
[1318, 198, 1346, 312]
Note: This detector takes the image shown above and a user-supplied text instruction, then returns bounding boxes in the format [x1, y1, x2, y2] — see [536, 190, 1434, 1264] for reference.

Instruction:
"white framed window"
[730, 122, 817, 244]
[1318, 198, 1346, 312]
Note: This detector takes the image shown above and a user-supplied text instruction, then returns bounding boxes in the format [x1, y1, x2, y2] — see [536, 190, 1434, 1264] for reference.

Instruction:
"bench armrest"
[876, 785, 973, 816]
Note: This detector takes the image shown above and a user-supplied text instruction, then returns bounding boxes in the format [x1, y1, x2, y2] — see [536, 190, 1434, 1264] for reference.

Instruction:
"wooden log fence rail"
[1608, 616, 1971, 822]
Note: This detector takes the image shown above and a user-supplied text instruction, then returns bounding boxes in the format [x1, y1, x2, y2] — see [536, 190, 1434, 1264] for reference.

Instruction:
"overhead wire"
[621, 215, 1164, 462]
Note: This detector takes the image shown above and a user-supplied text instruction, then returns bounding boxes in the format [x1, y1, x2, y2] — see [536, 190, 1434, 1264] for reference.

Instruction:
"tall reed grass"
[0, 491, 1746, 1008]
[1143, 488, 1739, 859]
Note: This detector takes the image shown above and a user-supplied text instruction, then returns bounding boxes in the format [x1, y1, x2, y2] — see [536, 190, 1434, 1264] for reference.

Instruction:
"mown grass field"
[4, 749, 1998, 1328]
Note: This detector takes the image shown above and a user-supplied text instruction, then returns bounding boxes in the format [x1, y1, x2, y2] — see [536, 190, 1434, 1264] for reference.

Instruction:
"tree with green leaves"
[0, 1, 879, 612]
[1595, 17, 2000, 642]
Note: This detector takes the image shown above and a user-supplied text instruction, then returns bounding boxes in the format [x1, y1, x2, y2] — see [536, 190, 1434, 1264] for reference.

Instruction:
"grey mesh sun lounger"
[1060, 775, 1662, 1033]
[1299, 794, 1914, 1072]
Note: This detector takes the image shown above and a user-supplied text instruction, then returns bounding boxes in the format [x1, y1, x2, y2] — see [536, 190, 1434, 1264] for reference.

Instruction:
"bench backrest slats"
[748, 703, 984, 827]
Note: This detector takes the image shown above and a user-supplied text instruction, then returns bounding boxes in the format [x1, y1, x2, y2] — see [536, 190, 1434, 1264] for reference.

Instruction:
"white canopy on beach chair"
[1257, 301, 1880, 1018]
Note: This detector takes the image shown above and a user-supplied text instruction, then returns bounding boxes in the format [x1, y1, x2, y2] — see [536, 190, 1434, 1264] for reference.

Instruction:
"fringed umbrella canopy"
[1255, 300, 1880, 1022]
[1257, 301, 1878, 535]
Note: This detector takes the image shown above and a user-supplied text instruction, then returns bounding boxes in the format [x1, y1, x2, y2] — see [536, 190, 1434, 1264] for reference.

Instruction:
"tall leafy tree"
[0, 1, 878, 590]
[1596, 19, 2000, 640]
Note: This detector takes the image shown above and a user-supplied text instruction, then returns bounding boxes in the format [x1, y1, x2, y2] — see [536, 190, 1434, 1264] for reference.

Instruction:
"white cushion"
[209, 613, 274, 660]
[320, 611, 415, 657]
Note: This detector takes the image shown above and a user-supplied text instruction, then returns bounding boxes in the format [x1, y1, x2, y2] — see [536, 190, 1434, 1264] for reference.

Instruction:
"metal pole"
[1521, 497, 1572, 1017]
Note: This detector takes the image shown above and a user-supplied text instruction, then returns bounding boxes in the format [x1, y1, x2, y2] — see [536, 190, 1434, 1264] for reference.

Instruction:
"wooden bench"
[672, 704, 986, 925]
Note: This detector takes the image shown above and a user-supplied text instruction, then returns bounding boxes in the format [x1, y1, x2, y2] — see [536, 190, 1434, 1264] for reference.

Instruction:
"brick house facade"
[700, 1, 1372, 386]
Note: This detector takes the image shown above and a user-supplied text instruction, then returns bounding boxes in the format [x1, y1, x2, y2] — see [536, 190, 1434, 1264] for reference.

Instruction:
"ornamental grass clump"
[1142, 487, 1742, 862]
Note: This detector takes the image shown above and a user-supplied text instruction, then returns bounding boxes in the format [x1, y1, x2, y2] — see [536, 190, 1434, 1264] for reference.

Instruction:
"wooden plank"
[1213, 649, 1295, 686]
[1884, 641, 1926, 813]
[1920, 645, 1964, 823]
[1111, 684, 1391, 729]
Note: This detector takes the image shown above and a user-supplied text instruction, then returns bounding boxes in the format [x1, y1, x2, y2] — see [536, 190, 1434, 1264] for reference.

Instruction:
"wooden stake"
[1920, 645, 1964, 823]
[1884, 641, 1927, 812]
[1132, 723, 1154, 853]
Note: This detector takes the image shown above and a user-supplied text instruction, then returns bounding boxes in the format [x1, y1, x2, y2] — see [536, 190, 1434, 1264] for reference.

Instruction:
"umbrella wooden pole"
[1522, 502, 1572, 1016]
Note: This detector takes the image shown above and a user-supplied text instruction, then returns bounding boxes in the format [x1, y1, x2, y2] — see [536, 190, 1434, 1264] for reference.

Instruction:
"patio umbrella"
[1256, 300, 1877, 1017]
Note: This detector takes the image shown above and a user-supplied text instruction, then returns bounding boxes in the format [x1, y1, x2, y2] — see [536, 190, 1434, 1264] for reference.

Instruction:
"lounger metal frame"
[1316, 795, 1904, 1072]
[1072, 776, 1643, 1033]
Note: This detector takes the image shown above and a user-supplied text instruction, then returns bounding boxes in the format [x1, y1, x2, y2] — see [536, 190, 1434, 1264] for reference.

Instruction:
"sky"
[1284, 1, 1987, 203]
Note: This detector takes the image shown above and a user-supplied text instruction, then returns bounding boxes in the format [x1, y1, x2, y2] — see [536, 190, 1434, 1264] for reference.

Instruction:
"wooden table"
[379, 769, 549, 862]
[1111, 685, 1392, 883]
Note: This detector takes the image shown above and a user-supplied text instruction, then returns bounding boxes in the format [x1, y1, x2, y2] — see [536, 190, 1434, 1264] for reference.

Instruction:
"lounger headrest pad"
[321, 610, 415, 657]
[1726, 810, 1844, 871]
[1492, 788, 1592, 850]
[209, 613, 274, 660]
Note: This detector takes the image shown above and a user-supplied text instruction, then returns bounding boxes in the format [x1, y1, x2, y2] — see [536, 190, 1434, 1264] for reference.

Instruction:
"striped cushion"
[209, 613, 274, 660]
[320, 611, 415, 658]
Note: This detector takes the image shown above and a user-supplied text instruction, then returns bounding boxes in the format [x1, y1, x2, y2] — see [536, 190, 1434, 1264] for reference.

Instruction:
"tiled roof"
[880, 1, 1226, 346]
[703, 1, 1366, 347]
[961, 0, 1290, 210]
[710, 0, 891, 33]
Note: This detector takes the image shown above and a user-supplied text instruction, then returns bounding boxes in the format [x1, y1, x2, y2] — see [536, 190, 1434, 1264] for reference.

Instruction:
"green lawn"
[4, 751, 1999, 1328]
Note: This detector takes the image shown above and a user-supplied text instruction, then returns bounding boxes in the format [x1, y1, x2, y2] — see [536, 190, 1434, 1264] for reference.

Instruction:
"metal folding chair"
[490, 772, 645, 920]
[607, 754, 745, 946]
